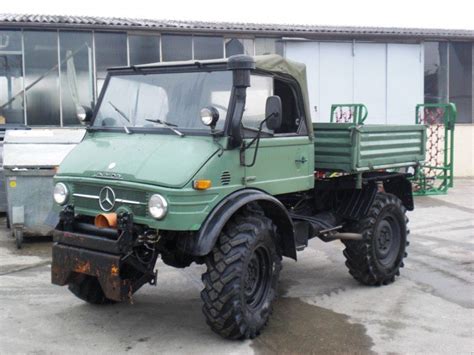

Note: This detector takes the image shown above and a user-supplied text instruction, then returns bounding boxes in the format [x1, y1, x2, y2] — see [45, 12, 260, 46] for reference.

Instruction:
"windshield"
[93, 70, 232, 131]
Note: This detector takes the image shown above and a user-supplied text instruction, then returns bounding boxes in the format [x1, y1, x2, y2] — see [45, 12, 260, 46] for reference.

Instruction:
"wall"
[454, 124, 474, 177]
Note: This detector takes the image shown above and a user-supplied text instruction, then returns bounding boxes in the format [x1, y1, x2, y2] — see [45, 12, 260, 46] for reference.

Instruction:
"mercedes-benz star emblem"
[99, 186, 115, 212]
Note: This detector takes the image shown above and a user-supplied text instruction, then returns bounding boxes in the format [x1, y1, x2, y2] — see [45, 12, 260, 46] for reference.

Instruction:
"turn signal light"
[193, 179, 212, 190]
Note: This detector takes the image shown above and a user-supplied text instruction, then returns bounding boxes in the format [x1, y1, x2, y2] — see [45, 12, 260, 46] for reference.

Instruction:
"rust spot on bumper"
[110, 264, 120, 276]
[51, 243, 131, 302]
[75, 261, 91, 274]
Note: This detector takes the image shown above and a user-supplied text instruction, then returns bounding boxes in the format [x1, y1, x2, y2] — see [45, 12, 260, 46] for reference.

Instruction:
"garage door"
[319, 42, 354, 122]
[354, 43, 387, 124]
[285, 41, 320, 121]
[285, 40, 423, 124]
[387, 44, 423, 124]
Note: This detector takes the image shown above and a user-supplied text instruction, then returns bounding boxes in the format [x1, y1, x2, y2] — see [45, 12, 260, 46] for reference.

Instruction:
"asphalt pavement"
[0, 179, 472, 354]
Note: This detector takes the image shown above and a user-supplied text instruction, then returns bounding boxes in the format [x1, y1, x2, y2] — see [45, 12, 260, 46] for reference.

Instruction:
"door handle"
[295, 157, 307, 164]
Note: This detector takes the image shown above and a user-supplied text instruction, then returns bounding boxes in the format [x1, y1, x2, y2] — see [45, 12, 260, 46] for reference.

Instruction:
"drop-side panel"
[313, 123, 426, 172]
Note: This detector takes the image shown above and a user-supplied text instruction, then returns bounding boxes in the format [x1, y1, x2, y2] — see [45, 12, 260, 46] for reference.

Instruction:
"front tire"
[201, 206, 282, 339]
[343, 192, 409, 286]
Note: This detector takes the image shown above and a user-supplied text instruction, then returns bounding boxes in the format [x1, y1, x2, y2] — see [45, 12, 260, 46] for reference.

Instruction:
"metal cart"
[0, 124, 30, 215]
[3, 128, 85, 248]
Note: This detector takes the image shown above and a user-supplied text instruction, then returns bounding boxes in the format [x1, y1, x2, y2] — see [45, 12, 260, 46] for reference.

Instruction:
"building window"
[449, 42, 472, 123]
[23, 30, 60, 126]
[161, 34, 192, 62]
[0, 30, 24, 124]
[193, 36, 223, 60]
[95, 32, 127, 93]
[424, 42, 448, 104]
[225, 38, 254, 57]
[59, 31, 94, 126]
[129, 34, 160, 65]
[255, 38, 283, 56]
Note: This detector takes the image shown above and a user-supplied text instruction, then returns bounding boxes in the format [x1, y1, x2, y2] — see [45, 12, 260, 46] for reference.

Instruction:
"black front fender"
[177, 189, 297, 260]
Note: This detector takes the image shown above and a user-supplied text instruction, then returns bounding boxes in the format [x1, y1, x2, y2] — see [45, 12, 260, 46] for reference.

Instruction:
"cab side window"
[241, 74, 305, 137]
[241, 75, 273, 136]
[273, 79, 303, 134]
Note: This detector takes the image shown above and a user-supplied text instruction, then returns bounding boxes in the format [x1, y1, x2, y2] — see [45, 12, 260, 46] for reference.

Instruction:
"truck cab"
[52, 55, 420, 340]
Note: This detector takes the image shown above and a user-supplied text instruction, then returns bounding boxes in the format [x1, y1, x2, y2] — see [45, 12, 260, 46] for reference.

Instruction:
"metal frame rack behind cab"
[412, 103, 456, 196]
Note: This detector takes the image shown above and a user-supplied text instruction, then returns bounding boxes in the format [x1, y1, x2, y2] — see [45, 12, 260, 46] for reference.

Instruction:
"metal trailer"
[3, 128, 85, 248]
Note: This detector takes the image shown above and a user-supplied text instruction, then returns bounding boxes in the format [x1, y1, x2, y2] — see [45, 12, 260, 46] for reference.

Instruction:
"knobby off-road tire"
[343, 192, 409, 286]
[68, 274, 116, 305]
[201, 206, 282, 339]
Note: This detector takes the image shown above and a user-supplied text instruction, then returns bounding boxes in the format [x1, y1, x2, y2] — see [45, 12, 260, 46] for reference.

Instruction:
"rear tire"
[342, 192, 409, 286]
[68, 274, 116, 305]
[201, 206, 282, 339]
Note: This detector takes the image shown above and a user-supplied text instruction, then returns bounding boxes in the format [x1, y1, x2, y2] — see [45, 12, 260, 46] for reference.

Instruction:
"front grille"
[72, 183, 147, 215]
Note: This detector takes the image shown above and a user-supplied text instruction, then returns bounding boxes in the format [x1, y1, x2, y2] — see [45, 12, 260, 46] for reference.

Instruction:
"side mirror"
[76, 105, 93, 124]
[200, 106, 220, 129]
[265, 96, 282, 131]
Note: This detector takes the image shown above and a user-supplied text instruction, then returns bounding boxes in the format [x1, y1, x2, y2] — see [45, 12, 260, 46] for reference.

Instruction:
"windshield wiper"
[145, 118, 185, 137]
[108, 101, 131, 134]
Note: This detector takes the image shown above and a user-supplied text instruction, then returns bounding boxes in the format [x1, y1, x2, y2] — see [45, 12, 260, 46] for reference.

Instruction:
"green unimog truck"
[51, 55, 426, 339]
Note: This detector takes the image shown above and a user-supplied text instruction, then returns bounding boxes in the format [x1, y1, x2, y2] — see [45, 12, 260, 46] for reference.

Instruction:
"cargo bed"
[313, 123, 426, 173]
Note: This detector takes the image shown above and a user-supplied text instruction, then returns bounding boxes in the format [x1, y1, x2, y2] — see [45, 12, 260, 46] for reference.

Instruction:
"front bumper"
[51, 207, 156, 302]
[52, 244, 133, 302]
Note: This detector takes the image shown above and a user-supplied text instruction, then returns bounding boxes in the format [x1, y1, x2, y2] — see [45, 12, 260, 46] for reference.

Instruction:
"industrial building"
[0, 14, 472, 175]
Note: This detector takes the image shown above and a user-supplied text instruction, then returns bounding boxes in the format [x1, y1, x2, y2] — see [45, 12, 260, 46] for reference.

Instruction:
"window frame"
[193, 35, 224, 60]
[0, 29, 25, 125]
[224, 37, 255, 57]
[161, 34, 193, 62]
[127, 32, 161, 65]
[242, 69, 309, 139]
[89, 63, 234, 136]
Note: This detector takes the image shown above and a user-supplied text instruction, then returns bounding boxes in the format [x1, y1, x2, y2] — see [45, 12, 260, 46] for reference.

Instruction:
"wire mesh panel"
[330, 104, 368, 124]
[413, 103, 456, 195]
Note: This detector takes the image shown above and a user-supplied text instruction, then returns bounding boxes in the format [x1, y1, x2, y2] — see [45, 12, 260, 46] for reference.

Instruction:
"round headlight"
[200, 106, 219, 127]
[76, 105, 93, 124]
[53, 183, 69, 205]
[76, 106, 87, 122]
[148, 194, 168, 220]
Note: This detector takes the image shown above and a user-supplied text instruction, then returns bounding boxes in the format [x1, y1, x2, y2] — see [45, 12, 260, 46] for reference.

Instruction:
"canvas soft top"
[254, 55, 312, 136]
[112, 54, 313, 135]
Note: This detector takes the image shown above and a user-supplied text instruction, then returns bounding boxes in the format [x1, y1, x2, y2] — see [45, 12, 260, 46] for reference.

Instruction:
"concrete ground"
[0, 179, 473, 354]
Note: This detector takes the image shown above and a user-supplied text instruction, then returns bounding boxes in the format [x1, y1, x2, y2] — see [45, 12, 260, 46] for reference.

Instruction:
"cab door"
[242, 75, 314, 195]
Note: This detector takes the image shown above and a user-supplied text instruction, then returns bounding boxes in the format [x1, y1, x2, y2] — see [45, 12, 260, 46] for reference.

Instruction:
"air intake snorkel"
[227, 55, 256, 148]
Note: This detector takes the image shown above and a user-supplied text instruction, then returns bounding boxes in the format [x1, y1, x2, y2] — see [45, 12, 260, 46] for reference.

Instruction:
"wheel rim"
[243, 246, 272, 310]
[375, 215, 401, 267]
